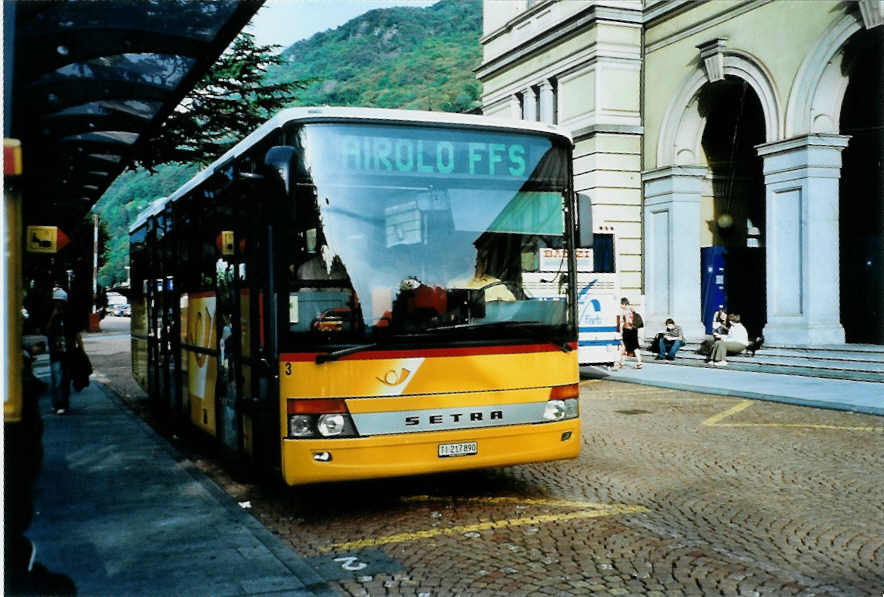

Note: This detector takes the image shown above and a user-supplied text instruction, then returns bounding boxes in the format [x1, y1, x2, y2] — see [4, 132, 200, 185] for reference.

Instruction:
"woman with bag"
[615, 297, 643, 370]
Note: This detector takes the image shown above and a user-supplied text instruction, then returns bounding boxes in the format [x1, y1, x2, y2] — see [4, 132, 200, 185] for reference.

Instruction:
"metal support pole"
[92, 213, 99, 313]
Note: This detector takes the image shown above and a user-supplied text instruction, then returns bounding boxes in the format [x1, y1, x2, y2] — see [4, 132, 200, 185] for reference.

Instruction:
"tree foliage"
[131, 32, 307, 170]
[94, 163, 199, 287]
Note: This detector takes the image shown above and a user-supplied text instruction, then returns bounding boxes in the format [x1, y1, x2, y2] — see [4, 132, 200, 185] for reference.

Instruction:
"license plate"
[438, 441, 477, 458]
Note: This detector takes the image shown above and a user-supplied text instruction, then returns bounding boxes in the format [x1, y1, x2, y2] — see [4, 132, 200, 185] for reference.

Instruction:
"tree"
[131, 32, 308, 170]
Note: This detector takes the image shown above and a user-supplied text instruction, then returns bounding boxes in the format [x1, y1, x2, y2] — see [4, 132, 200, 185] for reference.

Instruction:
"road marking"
[402, 494, 621, 510]
[714, 422, 884, 432]
[320, 505, 646, 553]
[702, 399, 754, 426]
[703, 399, 884, 432]
[320, 496, 647, 553]
[579, 379, 601, 386]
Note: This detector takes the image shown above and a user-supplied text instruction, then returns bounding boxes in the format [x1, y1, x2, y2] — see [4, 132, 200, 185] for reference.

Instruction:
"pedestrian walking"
[46, 288, 82, 414]
[616, 297, 643, 369]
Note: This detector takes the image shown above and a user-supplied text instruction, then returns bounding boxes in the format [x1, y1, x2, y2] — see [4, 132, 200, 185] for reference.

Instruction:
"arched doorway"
[698, 77, 767, 339]
[839, 26, 884, 344]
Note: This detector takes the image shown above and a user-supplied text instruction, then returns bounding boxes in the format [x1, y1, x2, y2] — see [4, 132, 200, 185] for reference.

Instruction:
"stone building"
[477, 0, 883, 345]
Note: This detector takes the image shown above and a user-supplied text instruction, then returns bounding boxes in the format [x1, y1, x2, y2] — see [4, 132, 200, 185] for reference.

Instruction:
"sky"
[246, 0, 437, 51]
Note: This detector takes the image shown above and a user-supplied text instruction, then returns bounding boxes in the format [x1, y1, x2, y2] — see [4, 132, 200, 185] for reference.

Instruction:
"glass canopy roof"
[7, 0, 263, 227]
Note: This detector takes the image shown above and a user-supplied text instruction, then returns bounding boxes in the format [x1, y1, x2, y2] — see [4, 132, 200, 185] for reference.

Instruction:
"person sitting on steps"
[655, 318, 684, 361]
[707, 313, 748, 367]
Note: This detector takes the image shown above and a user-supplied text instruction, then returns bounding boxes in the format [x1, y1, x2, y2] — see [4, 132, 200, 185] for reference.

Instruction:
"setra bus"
[129, 107, 592, 485]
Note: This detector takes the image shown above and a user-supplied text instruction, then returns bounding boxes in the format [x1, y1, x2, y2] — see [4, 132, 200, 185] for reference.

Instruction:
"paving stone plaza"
[31, 325, 883, 597]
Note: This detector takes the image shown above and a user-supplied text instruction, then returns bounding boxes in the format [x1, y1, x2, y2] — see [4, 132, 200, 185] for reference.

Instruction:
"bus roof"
[130, 107, 573, 233]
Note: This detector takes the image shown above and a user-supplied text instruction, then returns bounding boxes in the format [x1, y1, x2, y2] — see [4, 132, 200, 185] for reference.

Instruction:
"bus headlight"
[286, 399, 358, 439]
[288, 415, 314, 437]
[544, 400, 565, 421]
[318, 414, 346, 437]
[543, 398, 579, 421]
[563, 397, 579, 419]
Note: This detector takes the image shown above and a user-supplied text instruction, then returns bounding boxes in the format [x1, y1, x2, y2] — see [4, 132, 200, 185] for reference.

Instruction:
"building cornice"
[644, 0, 773, 53]
[572, 123, 644, 140]
[756, 133, 850, 157]
[481, 47, 638, 110]
[642, 0, 702, 24]
[480, 0, 558, 46]
[476, 4, 643, 81]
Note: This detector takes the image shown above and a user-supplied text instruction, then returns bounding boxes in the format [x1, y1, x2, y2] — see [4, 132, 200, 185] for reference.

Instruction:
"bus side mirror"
[577, 192, 593, 248]
[264, 146, 297, 196]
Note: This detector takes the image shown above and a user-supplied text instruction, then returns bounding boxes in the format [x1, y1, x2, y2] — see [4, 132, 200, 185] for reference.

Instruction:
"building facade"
[478, 0, 883, 345]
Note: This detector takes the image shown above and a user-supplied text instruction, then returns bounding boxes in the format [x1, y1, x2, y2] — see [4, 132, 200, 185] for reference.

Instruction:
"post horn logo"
[377, 368, 411, 386]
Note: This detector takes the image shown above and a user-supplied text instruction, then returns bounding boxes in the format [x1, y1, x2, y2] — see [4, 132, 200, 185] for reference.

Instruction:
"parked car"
[112, 304, 131, 317]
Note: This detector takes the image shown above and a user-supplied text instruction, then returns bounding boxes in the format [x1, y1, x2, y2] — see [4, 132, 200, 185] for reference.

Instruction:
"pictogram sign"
[26, 226, 69, 254]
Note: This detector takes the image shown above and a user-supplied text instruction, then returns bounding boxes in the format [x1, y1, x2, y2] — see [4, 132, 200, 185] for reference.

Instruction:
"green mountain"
[95, 0, 482, 287]
[267, 0, 482, 112]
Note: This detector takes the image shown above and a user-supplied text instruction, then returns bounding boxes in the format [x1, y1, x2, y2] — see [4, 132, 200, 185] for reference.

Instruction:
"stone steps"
[656, 341, 884, 383]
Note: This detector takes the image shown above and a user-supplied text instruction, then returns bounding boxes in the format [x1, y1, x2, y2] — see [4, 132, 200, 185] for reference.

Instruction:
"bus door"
[146, 218, 161, 404]
[158, 275, 173, 413]
[235, 179, 280, 471]
[150, 275, 175, 410]
[154, 214, 179, 415]
[211, 194, 245, 458]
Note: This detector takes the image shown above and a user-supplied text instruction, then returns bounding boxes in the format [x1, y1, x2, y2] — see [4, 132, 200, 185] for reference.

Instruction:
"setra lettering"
[402, 410, 505, 426]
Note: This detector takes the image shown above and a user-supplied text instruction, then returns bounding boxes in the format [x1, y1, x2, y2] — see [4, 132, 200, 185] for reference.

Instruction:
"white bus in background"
[521, 226, 620, 366]
[574, 226, 619, 366]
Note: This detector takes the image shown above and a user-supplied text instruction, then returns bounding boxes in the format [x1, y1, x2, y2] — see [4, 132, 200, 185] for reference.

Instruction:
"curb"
[580, 366, 884, 416]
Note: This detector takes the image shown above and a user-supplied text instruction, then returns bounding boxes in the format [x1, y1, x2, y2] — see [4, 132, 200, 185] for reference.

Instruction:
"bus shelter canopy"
[7, 0, 263, 230]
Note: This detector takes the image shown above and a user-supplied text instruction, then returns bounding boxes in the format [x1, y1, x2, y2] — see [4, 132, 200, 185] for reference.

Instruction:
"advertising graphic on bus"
[129, 108, 588, 485]
[572, 229, 619, 366]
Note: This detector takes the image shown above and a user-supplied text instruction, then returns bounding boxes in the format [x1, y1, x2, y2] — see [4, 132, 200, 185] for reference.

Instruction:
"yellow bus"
[130, 107, 590, 485]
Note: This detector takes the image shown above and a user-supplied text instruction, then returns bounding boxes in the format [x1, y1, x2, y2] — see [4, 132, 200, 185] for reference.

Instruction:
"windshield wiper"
[428, 321, 573, 353]
[315, 343, 378, 364]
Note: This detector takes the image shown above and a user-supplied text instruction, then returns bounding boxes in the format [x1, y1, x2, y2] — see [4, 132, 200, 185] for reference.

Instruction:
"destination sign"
[338, 137, 527, 176]
[307, 124, 553, 180]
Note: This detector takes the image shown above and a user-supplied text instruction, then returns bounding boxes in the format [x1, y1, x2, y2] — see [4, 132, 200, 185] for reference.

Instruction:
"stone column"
[756, 134, 849, 345]
[509, 95, 522, 120]
[642, 166, 708, 340]
[538, 80, 555, 124]
[522, 87, 538, 122]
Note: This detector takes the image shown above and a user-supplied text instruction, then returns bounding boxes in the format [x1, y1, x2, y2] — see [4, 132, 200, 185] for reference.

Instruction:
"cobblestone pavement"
[82, 331, 884, 597]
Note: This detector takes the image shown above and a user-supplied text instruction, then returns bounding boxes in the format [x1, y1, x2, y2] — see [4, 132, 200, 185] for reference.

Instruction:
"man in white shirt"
[708, 313, 749, 366]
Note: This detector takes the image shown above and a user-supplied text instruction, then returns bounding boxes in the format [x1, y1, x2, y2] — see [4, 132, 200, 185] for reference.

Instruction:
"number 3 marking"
[284, 362, 292, 376]
[334, 556, 367, 571]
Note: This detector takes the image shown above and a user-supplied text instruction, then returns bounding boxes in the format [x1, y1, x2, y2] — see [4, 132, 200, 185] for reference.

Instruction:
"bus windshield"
[284, 122, 573, 348]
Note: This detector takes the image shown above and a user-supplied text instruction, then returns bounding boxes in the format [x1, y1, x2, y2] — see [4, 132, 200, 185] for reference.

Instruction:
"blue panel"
[578, 339, 621, 346]
[700, 246, 727, 334]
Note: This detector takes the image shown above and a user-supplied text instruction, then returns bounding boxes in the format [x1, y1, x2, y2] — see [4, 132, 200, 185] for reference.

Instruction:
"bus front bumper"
[280, 419, 580, 485]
